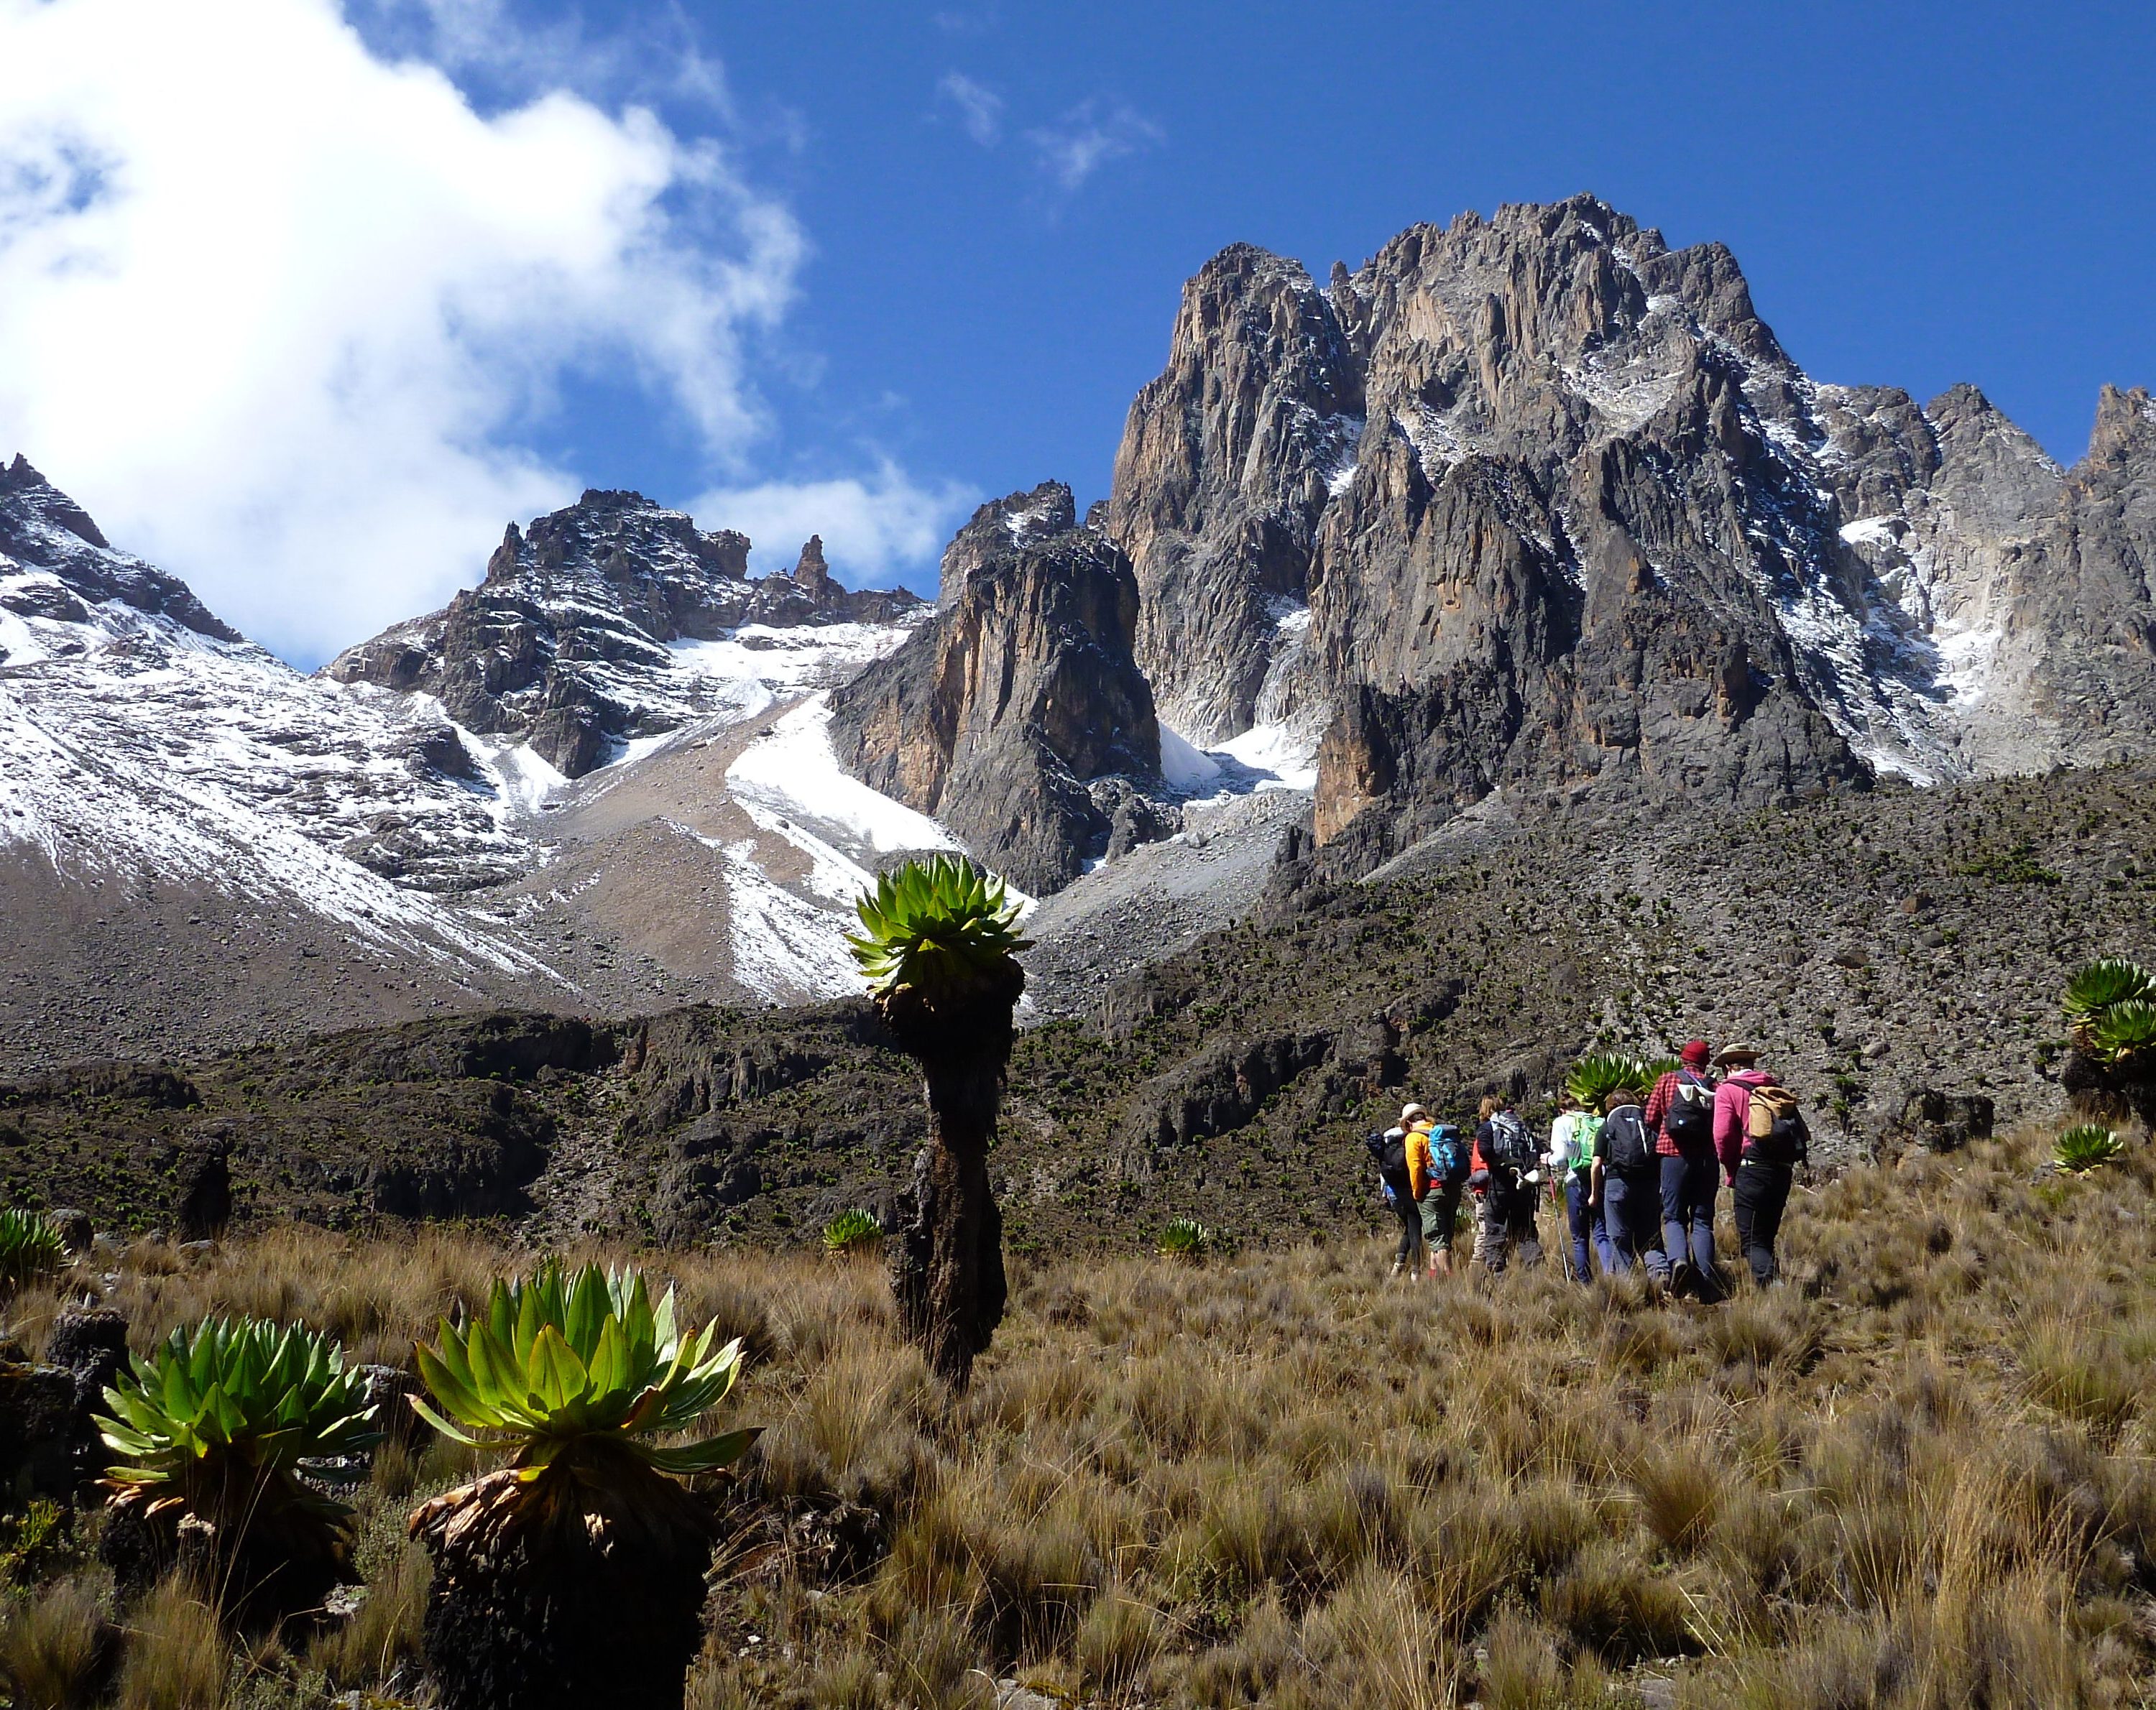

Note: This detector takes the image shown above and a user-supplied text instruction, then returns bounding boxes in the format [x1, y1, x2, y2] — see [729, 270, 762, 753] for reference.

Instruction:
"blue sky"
[691, 0, 2155, 505]
[1, 0, 2149, 660]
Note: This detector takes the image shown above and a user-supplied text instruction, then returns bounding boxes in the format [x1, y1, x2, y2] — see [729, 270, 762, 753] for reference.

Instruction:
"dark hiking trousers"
[1733, 1160, 1793, 1285]
[1478, 1180, 1542, 1274]
[1659, 1151, 1724, 1300]
[1388, 1190, 1424, 1269]
[1603, 1168, 1667, 1279]
[1563, 1173, 1606, 1280]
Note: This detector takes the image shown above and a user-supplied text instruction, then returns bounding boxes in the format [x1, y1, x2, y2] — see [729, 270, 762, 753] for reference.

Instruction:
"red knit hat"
[1680, 1039, 1710, 1068]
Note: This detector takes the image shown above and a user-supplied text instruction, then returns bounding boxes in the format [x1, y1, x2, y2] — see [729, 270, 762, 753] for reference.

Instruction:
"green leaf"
[640, 1428, 763, 1475]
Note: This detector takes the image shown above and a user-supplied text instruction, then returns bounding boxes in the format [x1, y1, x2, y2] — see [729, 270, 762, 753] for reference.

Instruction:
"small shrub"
[1158, 1219, 1212, 1262]
[2053, 1124, 2124, 1174]
[0, 1502, 78, 1586]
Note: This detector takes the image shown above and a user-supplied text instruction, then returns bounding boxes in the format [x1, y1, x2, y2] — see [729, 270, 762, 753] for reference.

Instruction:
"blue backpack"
[1427, 1123, 1470, 1186]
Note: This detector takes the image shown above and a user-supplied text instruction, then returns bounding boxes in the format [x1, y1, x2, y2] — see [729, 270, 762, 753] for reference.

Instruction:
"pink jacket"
[1713, 1071, 1774, 1181]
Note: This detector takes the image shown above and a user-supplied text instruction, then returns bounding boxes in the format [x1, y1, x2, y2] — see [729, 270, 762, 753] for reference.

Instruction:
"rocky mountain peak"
[328, 490, 923, 777]
[938, 480, 1077, 603]
[2088, 384, 2156, 468]
[1, 457, 243, 647]
[832, 484, 1170, 893]
[1102, 195, 2156, 863]
[793, 534, 832, 590]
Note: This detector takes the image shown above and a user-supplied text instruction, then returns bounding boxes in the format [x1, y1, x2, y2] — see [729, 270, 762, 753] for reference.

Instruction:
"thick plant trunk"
[883, 971, 1019, 1387]
[413, 1464, 715, 1710]
[2064, 1050, 2156, 1127]
[97, 1469, 351, 1635]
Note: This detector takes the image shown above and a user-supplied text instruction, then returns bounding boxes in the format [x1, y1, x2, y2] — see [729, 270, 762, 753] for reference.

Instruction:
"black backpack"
[1365, 1129, 1413, 1197]
[1600, 1104, 1653, 1173]
[1662, 1071, 1715, 1150]
[1483, 1112, 1531, 1174]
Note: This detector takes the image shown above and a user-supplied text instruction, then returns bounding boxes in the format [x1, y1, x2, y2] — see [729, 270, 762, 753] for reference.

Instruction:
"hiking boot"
[1388, 1260, 1405, 1280]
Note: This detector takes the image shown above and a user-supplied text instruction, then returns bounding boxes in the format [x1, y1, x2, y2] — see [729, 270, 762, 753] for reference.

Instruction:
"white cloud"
[936, 72, 1004, 147]
[695, 462, 973, 593]
[0, 0, 921, 665]
[1026, 99, 1164, 193]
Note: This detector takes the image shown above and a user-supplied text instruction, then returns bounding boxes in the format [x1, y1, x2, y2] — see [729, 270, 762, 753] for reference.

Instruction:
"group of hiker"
[1366, 1040, 1810, 1298]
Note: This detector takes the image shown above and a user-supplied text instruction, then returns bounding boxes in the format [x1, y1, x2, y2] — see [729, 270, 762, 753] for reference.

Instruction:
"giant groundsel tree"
[847, 855, 1031, 1386]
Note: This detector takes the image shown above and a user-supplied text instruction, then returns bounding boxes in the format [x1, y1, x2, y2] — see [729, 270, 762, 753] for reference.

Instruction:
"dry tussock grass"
[4, 1120, 2153, 1706]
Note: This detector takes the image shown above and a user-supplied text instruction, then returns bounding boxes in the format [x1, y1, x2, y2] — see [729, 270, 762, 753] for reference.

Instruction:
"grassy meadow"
[1, 1114, 2152, 1709]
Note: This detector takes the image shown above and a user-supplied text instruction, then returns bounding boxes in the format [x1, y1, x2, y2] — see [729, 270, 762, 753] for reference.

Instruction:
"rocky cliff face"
[1, 456, 241, 650]
[327, 490, 923, 777]
[828, 485, 1170, 894]
[1105, 196, 2156, 859]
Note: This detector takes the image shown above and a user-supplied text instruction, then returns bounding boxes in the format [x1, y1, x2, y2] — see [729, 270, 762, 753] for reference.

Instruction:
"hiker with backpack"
[1411, 1105, 1470, 1277]
[1366, 1117, 1424, 1280]
[1714, 1045, 1807, 1286]
[1643, 1040, 1725, 1301]
[1547, 1091, 1607, 1281]
[1471, 1095, 1543, 1274]
[1591, 1088, 1669, 1281]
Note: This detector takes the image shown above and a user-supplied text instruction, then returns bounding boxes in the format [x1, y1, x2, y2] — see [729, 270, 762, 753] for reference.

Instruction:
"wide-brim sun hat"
[1713, 1043, 1762, 1067]
[1400, 1103, 1428, 1124]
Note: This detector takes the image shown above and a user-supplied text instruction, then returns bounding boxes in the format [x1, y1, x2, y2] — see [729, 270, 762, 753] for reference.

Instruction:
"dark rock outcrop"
[1, 455, 242, 646]
[326, 490, 923, 777]
[829, 485, 1172, 893]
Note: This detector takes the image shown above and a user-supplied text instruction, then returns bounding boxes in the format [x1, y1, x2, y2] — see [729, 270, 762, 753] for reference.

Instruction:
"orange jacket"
[1405, 1122, 1434, 1200]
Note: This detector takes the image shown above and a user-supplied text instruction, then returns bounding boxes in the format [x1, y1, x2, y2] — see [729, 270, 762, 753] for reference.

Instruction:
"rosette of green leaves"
[2063, 958, 2155, 1046]
[411, 1264, 757, 1478]
[1158, 1218, 1212, 1261]
[845, 856, 1031, 998]
[0, 1210, 64, 1293]
[2091, 998, 2156, 1066]
[2054, 1124, 2125, 1174]
[95, 1318, 380, 1507]
[822, 1209, 884, 1255]
[1565, 1053, 1652, 1111]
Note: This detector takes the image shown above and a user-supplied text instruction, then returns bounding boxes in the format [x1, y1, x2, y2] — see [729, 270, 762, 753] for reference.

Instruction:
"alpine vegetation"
[2061, 956, 2156, 1123]
[0, 1209, 65, 1295]
[847, 855, 1031, 1386]
[1157, 1216, 1212, 1261]
[821, 1208, 885, 1256]
[407, 1262, 758, 1710]
[2054, 1123, 2126, 1174]
[1563, 1053, 1662, 1112]
[93, 1318, 380, 1625]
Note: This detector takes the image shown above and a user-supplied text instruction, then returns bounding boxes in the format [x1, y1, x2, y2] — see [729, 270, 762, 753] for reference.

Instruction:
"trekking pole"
[1551, 1170, 1572, 1283]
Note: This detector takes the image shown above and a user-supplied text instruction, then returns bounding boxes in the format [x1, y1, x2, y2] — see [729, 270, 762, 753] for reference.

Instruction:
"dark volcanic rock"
[828, 485, 1173, 893]
[1894, 1089, 1996, 1154]
[326, 490, 924, 777]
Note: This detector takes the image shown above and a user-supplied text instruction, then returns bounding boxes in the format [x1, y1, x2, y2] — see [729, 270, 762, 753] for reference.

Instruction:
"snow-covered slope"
[0, 463, 950, 1066]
